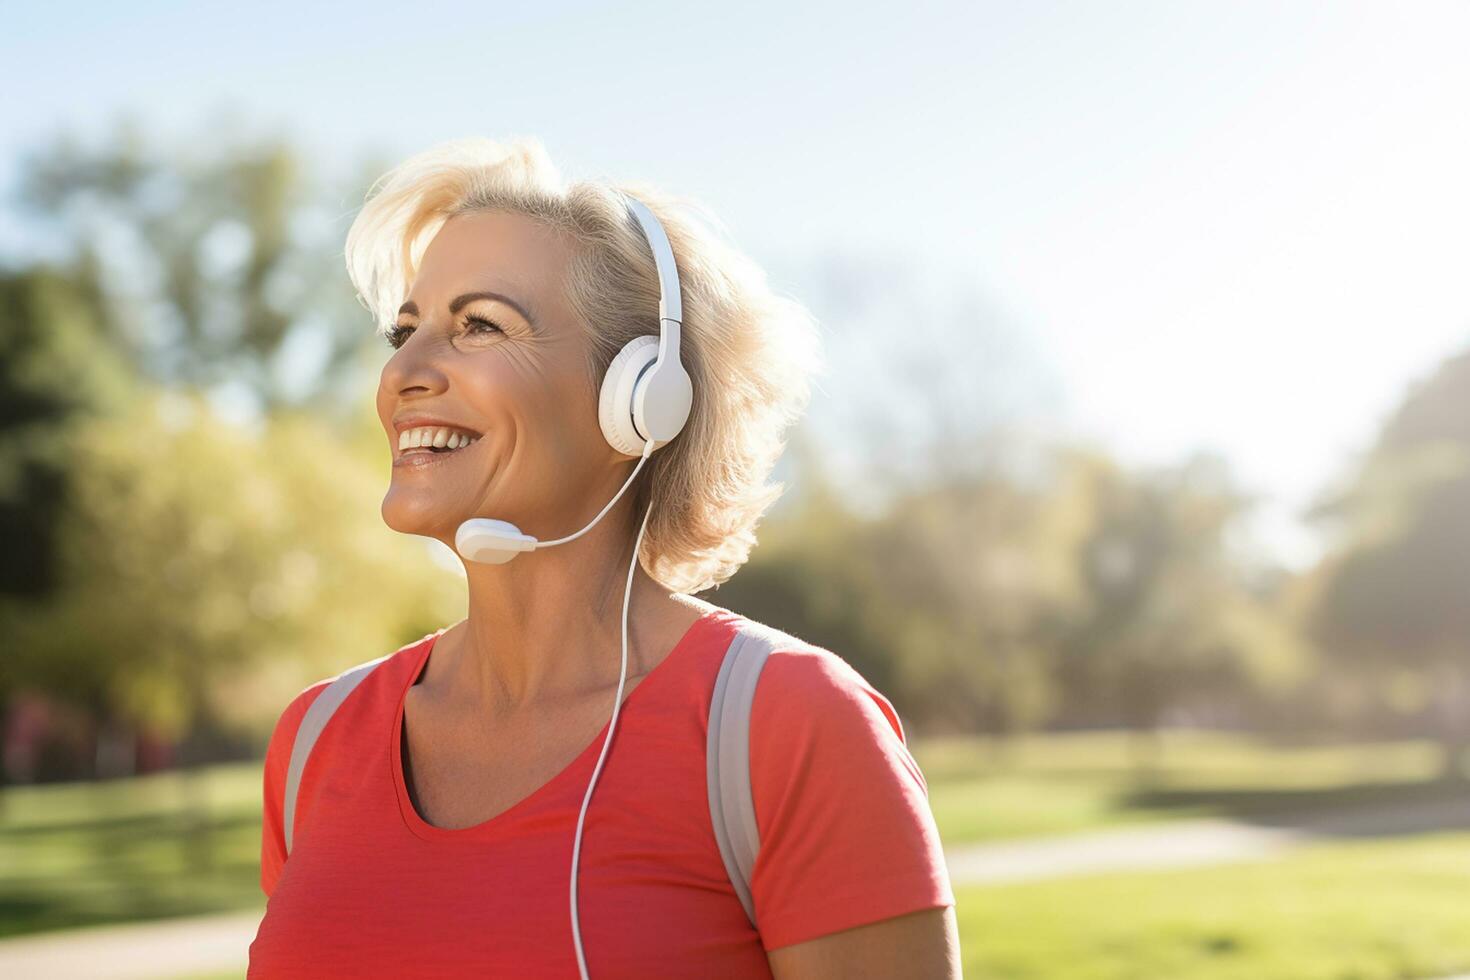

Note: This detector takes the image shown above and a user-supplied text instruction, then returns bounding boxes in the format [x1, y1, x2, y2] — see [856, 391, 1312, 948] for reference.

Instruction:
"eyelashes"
[385, 314, 505, 351]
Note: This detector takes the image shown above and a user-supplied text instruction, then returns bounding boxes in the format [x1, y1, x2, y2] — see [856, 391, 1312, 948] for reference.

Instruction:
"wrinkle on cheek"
[470, 439, 505, 517]
[493, 340, 553, 384]
[495, 342, 589, 424]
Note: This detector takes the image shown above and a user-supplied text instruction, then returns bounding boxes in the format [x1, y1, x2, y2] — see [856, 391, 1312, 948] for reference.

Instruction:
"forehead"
[408, 209, 574, 312]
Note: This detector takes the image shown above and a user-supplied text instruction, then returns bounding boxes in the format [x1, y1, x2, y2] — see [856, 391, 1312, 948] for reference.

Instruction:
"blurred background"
[2, 1, 1468, 977]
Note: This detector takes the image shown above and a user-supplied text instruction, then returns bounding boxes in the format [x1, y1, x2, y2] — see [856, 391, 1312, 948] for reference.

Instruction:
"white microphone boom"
[454, 439, 656, 564]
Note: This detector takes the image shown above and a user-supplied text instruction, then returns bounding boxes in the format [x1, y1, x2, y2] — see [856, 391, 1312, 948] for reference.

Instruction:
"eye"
[386, 324, 413, 350]
[463, 314, 504, 337]
[385, 314, 503, 351]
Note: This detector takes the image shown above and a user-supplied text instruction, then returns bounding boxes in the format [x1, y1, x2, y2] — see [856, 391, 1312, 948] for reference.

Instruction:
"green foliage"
[0, 386, 465, 742]
[709, 463, 904, 697]
[0, 264, 139, 601]
[724, 439, 1287, 742]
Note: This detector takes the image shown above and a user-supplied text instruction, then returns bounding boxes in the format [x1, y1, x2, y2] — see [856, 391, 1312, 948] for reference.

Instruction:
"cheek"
[376, 342, 609, 523]
[471, 357, 599, 458]
[538, 379, 607, 470]
[538, 378, 604, 464]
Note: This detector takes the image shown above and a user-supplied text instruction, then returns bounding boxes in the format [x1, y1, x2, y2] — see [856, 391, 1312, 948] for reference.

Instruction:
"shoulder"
[732, 614, 952, 949]
[728, 613, 909, 749]
[264, 678, 333, 761]
[265, 629, 440, 754]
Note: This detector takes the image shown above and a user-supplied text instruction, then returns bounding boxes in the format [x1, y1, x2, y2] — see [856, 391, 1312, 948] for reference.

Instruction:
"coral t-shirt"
[248, 607, 953, 977]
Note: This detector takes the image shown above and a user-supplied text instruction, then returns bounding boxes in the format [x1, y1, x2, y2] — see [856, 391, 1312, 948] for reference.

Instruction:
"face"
[376, 210, 617, 546]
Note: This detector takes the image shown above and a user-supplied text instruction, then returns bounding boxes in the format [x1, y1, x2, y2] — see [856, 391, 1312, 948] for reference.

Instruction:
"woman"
[249, 137, 959, 978]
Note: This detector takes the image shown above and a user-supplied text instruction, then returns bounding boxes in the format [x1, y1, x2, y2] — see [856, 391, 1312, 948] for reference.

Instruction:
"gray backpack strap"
[282, 654, 392, 855]
[707, 620, 786, 931]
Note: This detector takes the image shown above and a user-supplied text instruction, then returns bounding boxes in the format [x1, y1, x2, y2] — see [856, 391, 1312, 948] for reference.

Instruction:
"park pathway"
[0, 908, 263, 979]
[1, 794, 1466, 978]
[941, 791, 1470, 883]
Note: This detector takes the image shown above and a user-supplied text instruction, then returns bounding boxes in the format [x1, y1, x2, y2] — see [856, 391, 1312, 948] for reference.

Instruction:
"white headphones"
[450, 192, 691, 980]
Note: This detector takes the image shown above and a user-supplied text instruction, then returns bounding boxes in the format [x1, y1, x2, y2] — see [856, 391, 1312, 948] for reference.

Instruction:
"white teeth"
[397, 426, 482, 452]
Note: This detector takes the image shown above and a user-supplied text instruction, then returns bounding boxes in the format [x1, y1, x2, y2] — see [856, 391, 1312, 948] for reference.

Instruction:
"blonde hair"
[343, 137, 822, 593]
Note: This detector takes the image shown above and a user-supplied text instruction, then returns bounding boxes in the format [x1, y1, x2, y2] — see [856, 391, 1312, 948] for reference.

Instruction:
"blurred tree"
[733, 254, 1075, 741]
[709, 431, 904, 702]
[1304, 347, 1470, 779]
[0, 262, 135, 600]
[0, 262, 141, 790]
[0, 385, 465, 771]
[1054, 448, 1260, 771]
[0, 377, 464, 861]
[860, 462, 1066, 742]
[717, 427, 1081, 743]
[12, 115, 380, 418]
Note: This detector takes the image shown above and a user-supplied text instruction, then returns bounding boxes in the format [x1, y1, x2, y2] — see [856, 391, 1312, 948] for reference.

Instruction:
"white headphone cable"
[538, 439, 656, 550]
[569, 439, 655, 980]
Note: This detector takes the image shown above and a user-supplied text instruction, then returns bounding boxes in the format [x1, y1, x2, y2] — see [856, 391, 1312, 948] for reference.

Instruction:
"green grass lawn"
[955, 830, 1470, 980]
[913, 729, 1465, 845]
[0, 760, 264, 938]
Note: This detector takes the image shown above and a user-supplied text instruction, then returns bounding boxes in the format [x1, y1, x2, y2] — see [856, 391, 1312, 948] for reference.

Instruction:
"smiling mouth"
[394, 428, 483, 467]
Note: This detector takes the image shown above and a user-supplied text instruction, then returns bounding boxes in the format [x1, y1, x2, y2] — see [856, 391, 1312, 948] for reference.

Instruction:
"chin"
[380, 492, 465, 543]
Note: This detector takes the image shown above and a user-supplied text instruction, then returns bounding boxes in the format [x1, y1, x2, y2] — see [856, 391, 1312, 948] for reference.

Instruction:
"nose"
[379, 327, 449, 398]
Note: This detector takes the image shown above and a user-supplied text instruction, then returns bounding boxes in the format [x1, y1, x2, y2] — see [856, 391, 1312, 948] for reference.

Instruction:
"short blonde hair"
[344, 136, 822, 594]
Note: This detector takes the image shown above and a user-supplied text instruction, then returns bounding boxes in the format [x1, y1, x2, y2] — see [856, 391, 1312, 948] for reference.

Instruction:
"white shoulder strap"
[282, 653, 392, 855]
[706, 618, 787, 931]
[281, 619, 788, 937]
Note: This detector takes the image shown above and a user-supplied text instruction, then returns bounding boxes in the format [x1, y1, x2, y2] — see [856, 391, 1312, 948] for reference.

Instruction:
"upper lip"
[392, 415, 484, 437]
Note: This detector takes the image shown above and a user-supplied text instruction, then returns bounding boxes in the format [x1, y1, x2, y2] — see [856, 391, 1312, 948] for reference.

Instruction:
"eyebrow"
[397, 291, 538, 328]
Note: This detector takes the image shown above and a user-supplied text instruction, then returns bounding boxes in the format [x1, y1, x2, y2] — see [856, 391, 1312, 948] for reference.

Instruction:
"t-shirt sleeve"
[260, 681, 330, 899]
[746, 644, 955, 951]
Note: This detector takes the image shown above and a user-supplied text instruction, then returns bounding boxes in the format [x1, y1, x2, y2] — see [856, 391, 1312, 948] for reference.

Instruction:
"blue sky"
[6, 0, 1469, 570]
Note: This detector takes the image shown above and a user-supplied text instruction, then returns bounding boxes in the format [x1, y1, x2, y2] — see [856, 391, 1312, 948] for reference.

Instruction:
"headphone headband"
[620, 194, 683, 326]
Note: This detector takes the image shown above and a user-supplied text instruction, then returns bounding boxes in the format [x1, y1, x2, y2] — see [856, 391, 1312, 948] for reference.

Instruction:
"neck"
[441, 501, 669, 715]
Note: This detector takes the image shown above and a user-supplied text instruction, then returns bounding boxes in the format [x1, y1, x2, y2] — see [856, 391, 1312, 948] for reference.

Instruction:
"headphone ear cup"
[599, 336, 659, 457]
